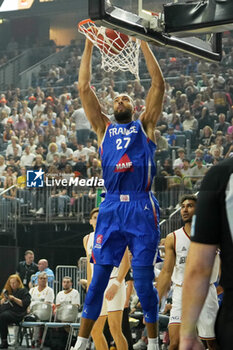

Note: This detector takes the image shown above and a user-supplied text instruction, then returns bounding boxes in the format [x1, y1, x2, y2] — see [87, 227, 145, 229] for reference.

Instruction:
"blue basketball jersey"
[100, 120, 157, 193]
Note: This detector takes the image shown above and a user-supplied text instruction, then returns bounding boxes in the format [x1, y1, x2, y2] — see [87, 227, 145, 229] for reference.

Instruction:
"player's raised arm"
[78, 38, 110, 143]
[140, 41, 165, 142]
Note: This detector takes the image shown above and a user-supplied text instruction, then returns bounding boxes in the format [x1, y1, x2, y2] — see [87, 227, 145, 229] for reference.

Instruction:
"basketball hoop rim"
[78, 18, 96, 33]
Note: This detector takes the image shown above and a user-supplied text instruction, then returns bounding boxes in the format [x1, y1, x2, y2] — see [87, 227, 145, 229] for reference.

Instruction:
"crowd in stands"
[0, 32, 233, 220]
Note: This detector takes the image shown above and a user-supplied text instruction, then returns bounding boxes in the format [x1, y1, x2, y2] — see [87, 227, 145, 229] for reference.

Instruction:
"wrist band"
[114, 280, 121, 287]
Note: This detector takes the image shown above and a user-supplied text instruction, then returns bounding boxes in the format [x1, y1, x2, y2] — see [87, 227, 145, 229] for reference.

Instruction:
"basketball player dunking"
[157, 194, 219, 350]
[71, 36, 164, 350]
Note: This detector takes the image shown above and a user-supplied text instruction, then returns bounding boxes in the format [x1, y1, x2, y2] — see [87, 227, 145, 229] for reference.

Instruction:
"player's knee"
[133, 266, 159, 323]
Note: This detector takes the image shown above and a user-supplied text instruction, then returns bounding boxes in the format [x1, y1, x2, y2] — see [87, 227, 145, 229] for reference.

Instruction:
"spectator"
[29, 272, 54, 347]
[87, 158, 102, 178]
[20, 145, 35, 167]
[169, 114, 183, 132]
[154, 129, 169, 163]
[0, 156, 6, 178]
[0, 97, 11, 116]
[6, 136, 22, 158]
[30, 259, 54, 288]
[48, 185, 70, 218]
[73, 143, 93, 163]
[29, 272, 54, 308]
[32, 97, 45, 117]
[72, 104, 91, 145]
[173, 148, 186, 169]
[55, 276, 80, 309]
[46, 142, 58, 166]
[16, 250, 38, 289]
[0, 275, 31, 349]
[209, 135, 224, 157]
[198, 125, 215, 149]
[182, 110, 198, 144]
[191, 157, 208, 186]
[13, 113, 28, 135]
[214, 113, 230, 134]
[165, 127, 176, 146]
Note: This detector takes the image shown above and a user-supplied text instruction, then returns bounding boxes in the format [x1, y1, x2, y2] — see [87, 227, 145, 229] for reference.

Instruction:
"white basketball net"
[78, 19, 140, 79]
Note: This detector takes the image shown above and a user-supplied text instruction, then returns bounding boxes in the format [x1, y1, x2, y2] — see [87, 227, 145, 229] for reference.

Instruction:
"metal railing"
[0, 185, 17, 237]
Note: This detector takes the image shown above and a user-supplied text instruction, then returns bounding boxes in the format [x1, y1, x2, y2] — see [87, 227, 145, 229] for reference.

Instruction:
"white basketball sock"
[71, 336, 88, 350]
[147, 337, 159, 350]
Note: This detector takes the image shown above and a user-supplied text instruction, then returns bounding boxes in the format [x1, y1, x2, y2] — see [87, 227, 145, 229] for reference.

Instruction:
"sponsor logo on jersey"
[114, 153, 134, 173]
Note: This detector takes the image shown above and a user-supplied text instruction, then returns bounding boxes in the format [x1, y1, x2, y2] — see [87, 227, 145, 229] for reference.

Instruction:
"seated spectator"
[87, 158, 102, 179]
[17, 167, 27, 189]
[16, 250, 38, 289]
[169, 114, 183, 132]
[191, 157, 208, 186]
[181, 158, 192, 176]
[198, 106, 212, 130]
[60, 142, 73, 163]
[30, 259, 54, 288]
[73, 156, 87, 178]
[165, 127, 176, 147]
[198, 125, 215, 150]
[2, 123, 15, 143]
[154, 129, 169, 163]
[0, 156, 6, 179]
[20, 145, 35, 167]
[6, 136, 22, 158]
[55, 276, 80, 310]
[48, 185, 70, 218]
[182, 110, 198, 144]
[190, 149, 206, 168]
[156, 112, 168, 134]
[29, 272, 54, 348]
[73, 143, 93, 163]
[0, 274, 31, 349]
[173, 148, 185, 169]
[214, 113, 230, 134]
[209, 135, 224, 157]
[13, 113, 28, 136]
[29, 272, 54, 309]
[2, 175, 19, 218]
[46, 142, 58, 166]
[55, 127, 66, 148]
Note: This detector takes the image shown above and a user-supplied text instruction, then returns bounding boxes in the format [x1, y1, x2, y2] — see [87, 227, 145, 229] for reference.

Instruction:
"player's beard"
[183, 217, 192, 223]
[114, 109, 132, 123]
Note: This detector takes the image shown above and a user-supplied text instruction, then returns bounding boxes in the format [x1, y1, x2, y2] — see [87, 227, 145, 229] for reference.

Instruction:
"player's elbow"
[152, 78, 165, 94]
[78, 81, 90, 94]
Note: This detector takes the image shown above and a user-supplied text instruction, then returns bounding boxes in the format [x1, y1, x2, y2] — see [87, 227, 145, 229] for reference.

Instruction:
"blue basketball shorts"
[91, 191, 160, 267]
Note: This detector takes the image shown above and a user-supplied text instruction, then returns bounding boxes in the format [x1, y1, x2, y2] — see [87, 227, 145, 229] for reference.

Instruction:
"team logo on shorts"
[94, 234, 103, 249]
[96, 234, 103, 244]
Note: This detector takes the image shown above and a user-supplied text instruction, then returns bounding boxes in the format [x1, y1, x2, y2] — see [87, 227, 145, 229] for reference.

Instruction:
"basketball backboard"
[88, 0, 233, 62]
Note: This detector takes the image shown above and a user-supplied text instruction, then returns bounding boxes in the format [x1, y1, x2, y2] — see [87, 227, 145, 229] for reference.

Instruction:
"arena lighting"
[0, 0, 34, 12]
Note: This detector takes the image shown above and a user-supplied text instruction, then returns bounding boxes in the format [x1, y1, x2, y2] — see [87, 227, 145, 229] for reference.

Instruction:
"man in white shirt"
[73, 144, 93, 163]
[60, 142, 73, 163]
[20, 145, 35, 167]
[32, 98, 45, 117]
[72, 106, 91, 145]
[29, 272, 54, 309]
[56, 276, 80, 308]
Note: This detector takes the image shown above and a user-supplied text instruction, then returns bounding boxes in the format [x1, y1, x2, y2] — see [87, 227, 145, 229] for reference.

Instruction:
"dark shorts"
[215, 289, 233, 349]
[91, 191, 160, 267]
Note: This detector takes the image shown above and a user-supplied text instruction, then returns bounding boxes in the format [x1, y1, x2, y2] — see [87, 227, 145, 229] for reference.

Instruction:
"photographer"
[0, 274, 31, 349]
